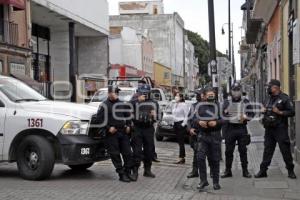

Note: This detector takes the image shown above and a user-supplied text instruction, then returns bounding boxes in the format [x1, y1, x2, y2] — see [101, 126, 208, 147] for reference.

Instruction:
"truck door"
[0, 99, 5, 157]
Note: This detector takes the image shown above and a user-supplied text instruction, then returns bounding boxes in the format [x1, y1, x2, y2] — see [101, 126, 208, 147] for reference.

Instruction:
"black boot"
[187, 168, 199, 178]
[131, 167, 139, 181]
[144, 168, 155, 178]
[119, 173, 131, 182]
[242, 169, 252, 178]
[213, 183, 221, 190]
[198, 181, 209, 191]
[126, 168, 137, 182]
[221, 169, 232, 178]
[288, 170, 297, 179]
[254, 170, 267, 178]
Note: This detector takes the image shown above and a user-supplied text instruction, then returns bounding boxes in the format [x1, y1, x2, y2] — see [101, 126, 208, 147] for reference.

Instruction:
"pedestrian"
[192, 87, 224, 191]
[255, 79, 297, 179]
[95, 85, 135, 182]
[221, 82, 254, 179]
[130, 84, 159, 180]
[172, 93, 189, 164]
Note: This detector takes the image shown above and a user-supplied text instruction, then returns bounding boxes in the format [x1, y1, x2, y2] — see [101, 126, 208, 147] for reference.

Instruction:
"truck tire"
[17, 135, 55, 181]
[155, 130, 164, 141]
[68, 163, 94, 171]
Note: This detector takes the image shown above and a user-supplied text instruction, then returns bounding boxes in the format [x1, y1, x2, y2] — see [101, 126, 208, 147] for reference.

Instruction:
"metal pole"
[208, 0, 217, 61]
[228, 0, 231, 63]
[69, 22, 77, 102]
[208, 0, 218, 100]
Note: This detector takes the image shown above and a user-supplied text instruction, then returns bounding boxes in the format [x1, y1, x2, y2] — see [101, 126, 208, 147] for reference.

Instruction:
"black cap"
[194, 88, 203, 95]
[269, 79, 281, 87]
[108, 85, 121, 93]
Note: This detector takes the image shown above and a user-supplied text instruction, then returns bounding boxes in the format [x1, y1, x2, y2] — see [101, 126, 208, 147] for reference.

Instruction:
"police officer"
[192, 87, 224, 191]
[131, 84, 159, 180]
[221, 82, 253, 179]
[95, 85, 134, 182]
[255, 79, 296, 179]
[131, 80, 160, 163]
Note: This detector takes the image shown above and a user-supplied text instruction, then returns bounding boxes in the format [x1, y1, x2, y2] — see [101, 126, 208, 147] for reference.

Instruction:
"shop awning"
[0, 0, 25, 10]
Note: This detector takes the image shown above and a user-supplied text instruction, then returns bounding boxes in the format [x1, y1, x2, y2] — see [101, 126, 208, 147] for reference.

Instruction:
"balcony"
[0, 19, 19, 46]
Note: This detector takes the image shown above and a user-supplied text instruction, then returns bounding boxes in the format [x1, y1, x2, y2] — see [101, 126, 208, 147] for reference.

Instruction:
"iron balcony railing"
[0, 19, 19, 46]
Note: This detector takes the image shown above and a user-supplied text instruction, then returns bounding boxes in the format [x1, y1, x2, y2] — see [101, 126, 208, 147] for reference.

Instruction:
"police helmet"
[137, 84, 151, 94]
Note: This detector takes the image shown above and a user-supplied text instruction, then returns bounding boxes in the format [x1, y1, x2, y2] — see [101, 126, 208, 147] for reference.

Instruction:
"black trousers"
[131, 126, 155, 169]
[260, 126, 294, 172]
[106, 131, 134, 174]
[224, 124, 249, 170]
[197, 132, 222, 184]
[174, 121, 186, 158]
[190, 135, 198, 172]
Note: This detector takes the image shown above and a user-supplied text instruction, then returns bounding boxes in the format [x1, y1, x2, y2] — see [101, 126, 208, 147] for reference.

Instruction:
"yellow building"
[153, 62, 172, 91]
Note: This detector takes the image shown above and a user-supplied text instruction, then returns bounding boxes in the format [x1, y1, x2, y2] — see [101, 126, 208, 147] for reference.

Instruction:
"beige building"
[0, 0, 31, 77]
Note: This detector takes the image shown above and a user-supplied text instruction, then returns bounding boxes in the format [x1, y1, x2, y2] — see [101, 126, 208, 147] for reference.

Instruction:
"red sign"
[0, 0, 25, 10]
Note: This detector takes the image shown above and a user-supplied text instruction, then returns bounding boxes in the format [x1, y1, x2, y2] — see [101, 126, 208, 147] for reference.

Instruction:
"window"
[0, 61, 2, 74]
[0, 100, 4, 107]
[164, 72, 170, 79]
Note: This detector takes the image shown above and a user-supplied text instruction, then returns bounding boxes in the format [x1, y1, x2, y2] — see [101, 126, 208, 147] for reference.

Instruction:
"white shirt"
[172, 102, 189, 126]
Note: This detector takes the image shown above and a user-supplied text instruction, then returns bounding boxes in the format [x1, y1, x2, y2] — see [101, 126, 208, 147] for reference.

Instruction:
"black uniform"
[96, 98, 134, 176]
[192, 102, 224, 186]
[130, 98, 159, 172]
[222, 98, 254, 176]
[259, 92, 295, 173]
[187, 102, 213, 178]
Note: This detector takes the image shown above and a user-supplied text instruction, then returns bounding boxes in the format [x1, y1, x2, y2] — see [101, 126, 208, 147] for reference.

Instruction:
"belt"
[174, 121, 183, 124]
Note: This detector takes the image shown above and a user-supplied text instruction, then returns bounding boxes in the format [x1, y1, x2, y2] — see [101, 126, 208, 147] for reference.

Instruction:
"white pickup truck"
[89, 87, 169, 110]
[0, 75, 109, 180]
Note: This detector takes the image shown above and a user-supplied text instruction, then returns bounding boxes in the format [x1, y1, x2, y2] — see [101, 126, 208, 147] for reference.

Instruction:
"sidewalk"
[182, 120, 300, 199]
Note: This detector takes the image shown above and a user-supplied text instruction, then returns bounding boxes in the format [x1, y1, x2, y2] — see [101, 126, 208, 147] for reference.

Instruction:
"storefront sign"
[85, 81, 96, 91]
[0, 0, 25, 10]
[10, 63, 25, 75]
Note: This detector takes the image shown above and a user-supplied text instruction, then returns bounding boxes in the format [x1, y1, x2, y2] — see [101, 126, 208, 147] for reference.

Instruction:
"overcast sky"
[108, 0, 245, 79]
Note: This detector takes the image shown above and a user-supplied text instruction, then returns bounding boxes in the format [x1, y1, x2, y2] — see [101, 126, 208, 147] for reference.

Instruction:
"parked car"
[0, 75, 109, 180]
[88, 87, 136, 107]
[155, 100, 195, 141]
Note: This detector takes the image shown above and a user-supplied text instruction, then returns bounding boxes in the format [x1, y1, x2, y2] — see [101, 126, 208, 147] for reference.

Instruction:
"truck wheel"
[17, 135, 55, 181]
[68, 163, 94, 171]
[155, 130, 164, 141]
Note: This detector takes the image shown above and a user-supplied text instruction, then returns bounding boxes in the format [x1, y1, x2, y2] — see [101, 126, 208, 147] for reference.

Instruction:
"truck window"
[0, 78, 46, 102]
[0, 100, 4, 107]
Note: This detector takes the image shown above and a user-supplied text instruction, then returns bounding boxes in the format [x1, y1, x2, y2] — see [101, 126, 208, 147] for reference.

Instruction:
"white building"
[110, 3, 185, 88]
[185, 36, 198, 91]
[109, 26, 154, 78]
[31, 0, 109, 101]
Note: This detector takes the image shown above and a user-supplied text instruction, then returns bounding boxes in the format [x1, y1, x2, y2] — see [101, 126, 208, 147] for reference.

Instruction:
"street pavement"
[0, 120, 300, 200]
